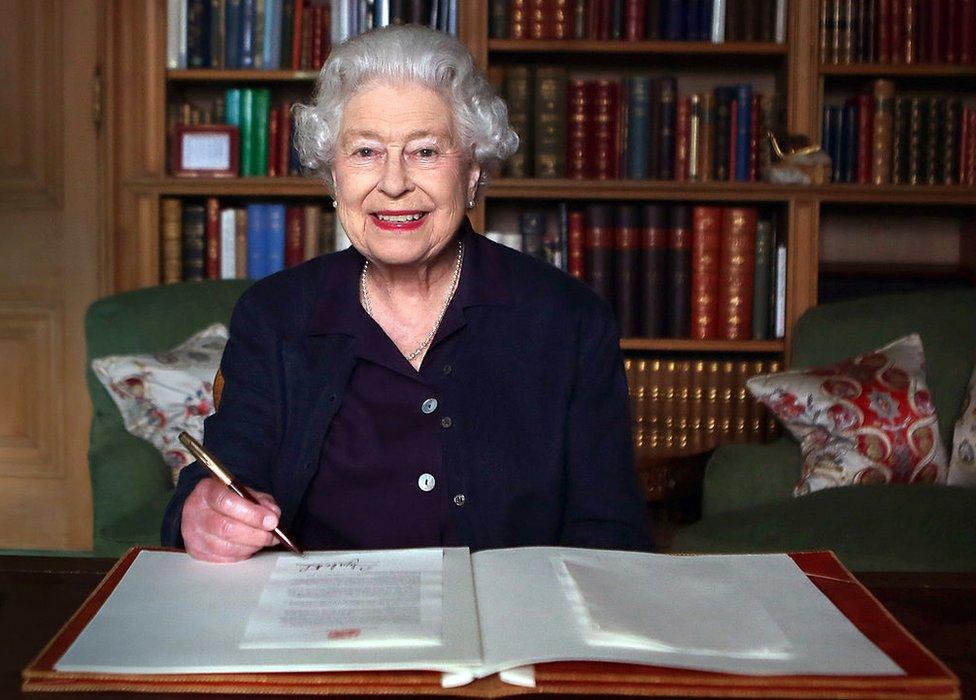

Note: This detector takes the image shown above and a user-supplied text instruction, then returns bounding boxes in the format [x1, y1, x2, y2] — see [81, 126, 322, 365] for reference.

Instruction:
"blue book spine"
[665, 0, 685, 40]
[224, 88, 242, 126]
[240, 0, 256, 68]
[698, 0, 713, 41]
[658, 77, 677, 180]
[686, 0, 701, 41]
[824, 106, 843, 183]
[841, 102, 858, 184]
[266, 204, 286, 274]
[225, 0, 242, 69]
[734, 84, 753, 182]
[625, 76, 651, 179]
[263, 0, 280, 69]
[246, 204, 267, 279]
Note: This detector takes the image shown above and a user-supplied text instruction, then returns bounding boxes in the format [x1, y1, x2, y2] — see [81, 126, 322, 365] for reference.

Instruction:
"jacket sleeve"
[559, 308, 653, 552]
[161, 286, 282, 547]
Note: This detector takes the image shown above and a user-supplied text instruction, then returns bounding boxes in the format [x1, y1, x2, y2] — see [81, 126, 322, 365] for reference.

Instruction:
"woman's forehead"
[340, 83, 456, 140]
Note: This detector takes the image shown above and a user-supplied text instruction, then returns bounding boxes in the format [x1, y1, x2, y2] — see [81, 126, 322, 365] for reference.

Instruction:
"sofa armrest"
[88, 431, 174, 555]
[702, 437, 802, 518]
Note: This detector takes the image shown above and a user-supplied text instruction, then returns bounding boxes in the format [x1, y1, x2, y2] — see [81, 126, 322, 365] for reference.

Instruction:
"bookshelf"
[105, 0, 976, 471]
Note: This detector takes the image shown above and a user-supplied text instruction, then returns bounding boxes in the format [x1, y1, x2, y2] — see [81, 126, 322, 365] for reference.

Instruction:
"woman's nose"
[377, 151, 414, 197]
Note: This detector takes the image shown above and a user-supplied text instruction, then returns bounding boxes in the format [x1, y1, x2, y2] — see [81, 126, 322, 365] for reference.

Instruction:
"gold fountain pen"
[178, 432, 303, 556]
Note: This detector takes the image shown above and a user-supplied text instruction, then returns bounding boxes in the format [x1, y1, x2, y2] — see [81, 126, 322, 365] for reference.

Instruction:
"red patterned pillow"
[747, 334, 948, 496]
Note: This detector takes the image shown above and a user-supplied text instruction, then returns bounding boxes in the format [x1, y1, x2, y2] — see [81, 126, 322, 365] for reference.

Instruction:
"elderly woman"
[162, 25, 649, 562]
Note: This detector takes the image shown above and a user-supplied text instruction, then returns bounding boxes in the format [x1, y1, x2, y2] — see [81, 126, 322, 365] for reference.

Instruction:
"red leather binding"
[23, 549, 960, 698]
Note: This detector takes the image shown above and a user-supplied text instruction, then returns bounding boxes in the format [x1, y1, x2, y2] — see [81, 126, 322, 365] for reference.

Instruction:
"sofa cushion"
[91, 324, 227, 484]
[949, 361, 976, 486]
[747, 334, 948, 496]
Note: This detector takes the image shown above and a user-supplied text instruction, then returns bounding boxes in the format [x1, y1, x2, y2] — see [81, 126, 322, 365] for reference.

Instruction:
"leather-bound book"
[614, 205, 640, 337]
[161, 198, 183, 284]
[533, 67, 567, 179]
[509, 0, 529, 38]
[520, 209, 547, 260]
[925, 0, 944, 62]
[566, 79, 591, 179]
[277, 100, 292, 178]
[946, 0, 960, 62]
[667, 204, 692, 338]
[584, 203, 615, 308]
[758, 0, 776, 42]
[903, 0, 916, 63]
[674, 95, 691, 181]
[181, 203, 206, 282]
[892, 95, 910, 183]
[840, 98, 858, 183]
[267, 105, 280, 177]
[840, 0, 854, 63]
[690, 206, 722, 340]
[553, 0, 572, 38]
[490, 0, 508, 38]
[572, 0, 586, 38]
[751, 218, 773, 340]
[713, 86, 733, 181]
[664, 0, 684, 40]
[703, 359, 722, 448]
[529, 0, 551, 39]
[674, 359, 693, 453]
[942, 98, 961, 185]
[749, 94, 762, 181]
[923, 97, 942, 185]
[302, 205, 320, 262]
[661, 358, 678, 451]
[856, 93, 874, 183]
[877, 0, 892, 63]
[640, 204, 669, 338]
[688, 93, 702, 181]
[625, 76, 652, 179]
[688, 359, 706, 453]
[863, 0, 877, 61]
[819, 0, 830, 63]
[961, 0, 974, 63]
[567, 210, 586, 280]
[205, 197, 220, 279]
[597, 0, 613, 39]
[317, 208, 335, 256]
[647, 78, 661, 181]
[624, 0, 646, 38]
[211, 0, 225, 69]
[718, 207, 757, 340]
[718, 359, 736, 441]
[645, 0, 661, 39]
[747, 359, 768, 440]
[187, 0, 211, 68]
[732, 360, 751, 441]
[645, 358, 663, 453]
[697, 92, 713, 180]
[285, 206, 304, 268]
[234, 208, 248, 277]
[657, 76, 677, 180]
[871, 79, 895, 184]
[503, 66, 533, 177]
[890, 0, 904, 63]
[592, 79, 621, 179]
[733, 84, 752, 181]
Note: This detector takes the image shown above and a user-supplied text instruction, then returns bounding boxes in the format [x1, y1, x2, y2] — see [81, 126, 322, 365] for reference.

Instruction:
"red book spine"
[320, 2, 331, 62]
[718, 207, 757, 341]
[592, 79, 620, 180]
[749, 95, 762, 182]
[856, 94, 875, 183]
[285, 206, 304, 268]
[690, 206, 722, 340]
[311, 6, 323, 70]
[205, 197, 220, 279]
[566, 79, 590, 179]
[530, 0, 552, 39]
[510, 0, 529, 39]
[624, 0, 646, 40]
[598, 0, 612, 40]
[891, 0, 904, 63]
[928, 0, 944, 62]
[961, 0, 975, 63]
[877, 0, 893, 63]
[586, 0, 600, 39]
[277, 101, 292, 177]
[567, 210, 586, 279]
[552, 0, 572, 38]
[267, 105, 280, 177]
[291, 0, 304, 70]
[674, 96, 691, 181]
[728, 99, 738, 182]
[961, 107, 971, 184]
[946, 0, 960, 62]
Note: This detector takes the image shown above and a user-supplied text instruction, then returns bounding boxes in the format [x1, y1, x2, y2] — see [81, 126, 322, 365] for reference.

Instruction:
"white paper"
[469, 547, 903, 678]
[241, 549, 443, 649]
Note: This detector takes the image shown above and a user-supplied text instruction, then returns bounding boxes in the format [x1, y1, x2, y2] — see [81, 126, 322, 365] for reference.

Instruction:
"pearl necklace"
[360, 240, 464, 362]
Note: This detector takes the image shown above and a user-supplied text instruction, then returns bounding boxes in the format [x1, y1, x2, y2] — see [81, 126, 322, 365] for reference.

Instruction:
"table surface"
[2, 555, 974, 699]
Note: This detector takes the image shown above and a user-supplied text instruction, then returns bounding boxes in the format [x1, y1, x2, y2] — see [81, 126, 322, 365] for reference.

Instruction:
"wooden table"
[2, 555, 973, 698]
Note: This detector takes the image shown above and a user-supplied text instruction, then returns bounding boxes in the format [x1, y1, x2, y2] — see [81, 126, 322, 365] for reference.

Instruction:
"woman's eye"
[417, 148, 438, 159]
[354, 147, 375, 158]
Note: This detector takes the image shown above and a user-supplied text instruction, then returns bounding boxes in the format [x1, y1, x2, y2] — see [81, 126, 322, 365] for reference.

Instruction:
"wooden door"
[0, 1, 104, 549]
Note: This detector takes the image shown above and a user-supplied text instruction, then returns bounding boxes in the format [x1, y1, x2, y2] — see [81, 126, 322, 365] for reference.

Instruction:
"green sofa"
[86, 280, 251, 556]
[672, 289, 976, 572]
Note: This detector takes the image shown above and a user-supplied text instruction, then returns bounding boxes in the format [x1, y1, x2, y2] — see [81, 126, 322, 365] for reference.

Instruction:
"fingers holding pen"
[182, 478, 282, 562]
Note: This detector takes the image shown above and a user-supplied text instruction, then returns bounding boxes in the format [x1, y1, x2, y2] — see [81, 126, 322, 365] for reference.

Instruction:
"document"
[54, 547, 903, 683]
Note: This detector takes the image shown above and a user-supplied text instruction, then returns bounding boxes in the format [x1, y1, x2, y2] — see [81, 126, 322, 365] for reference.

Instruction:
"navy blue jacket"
[161, 223, 651, 552]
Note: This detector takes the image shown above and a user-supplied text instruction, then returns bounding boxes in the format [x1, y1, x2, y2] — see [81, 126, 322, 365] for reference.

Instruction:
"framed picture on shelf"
[171, 125, 239, 177]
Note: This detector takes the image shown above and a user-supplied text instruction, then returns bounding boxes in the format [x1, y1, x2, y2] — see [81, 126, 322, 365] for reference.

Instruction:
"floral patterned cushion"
[948, 362, 976, 486]
[747, 334, 948, 496]
[91, 324, 228, 484]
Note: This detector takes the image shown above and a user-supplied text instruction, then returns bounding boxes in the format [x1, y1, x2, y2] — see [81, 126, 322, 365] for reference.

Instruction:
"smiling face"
[332, 82, 481, 272]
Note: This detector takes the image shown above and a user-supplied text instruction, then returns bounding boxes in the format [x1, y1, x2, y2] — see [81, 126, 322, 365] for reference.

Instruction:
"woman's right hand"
[180, 478, 282, 563]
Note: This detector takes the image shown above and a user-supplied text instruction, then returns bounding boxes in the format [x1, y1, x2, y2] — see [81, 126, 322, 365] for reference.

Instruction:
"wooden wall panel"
[0, 1, 63, 209]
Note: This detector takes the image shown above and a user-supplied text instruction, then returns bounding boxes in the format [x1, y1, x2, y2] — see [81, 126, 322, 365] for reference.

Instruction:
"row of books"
[167, 93, 302, 176]
[160, 197, 337, 283]
[490, 202, 786, 340]
[492, 0, 787, 43]
[820, 0, 976, 65]
[822, 80, 976, 185]
[166, 0, 459, 71]
[503, 67, 774, 182]
[624, 356, 782, 459]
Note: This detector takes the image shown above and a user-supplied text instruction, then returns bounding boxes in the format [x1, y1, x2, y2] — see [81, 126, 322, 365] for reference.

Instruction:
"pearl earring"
[466, 199, 475, 209]
[332, 199, 337, 209]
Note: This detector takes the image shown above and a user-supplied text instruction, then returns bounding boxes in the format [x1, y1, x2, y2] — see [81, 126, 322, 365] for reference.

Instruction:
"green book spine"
[751, 219, 773, 340]
[503, 65, 533, 178]
[533, 67, 567, 179]
[240, 89, 255, 176]
[252, 88, 270, 176]
[225, 89, 243, 175]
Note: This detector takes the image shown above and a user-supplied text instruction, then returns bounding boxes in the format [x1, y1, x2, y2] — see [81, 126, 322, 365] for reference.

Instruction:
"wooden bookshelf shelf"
[620, 338, 785, 353]
[488, 40, 788, 56]
[167, 69, 318, 81]
[487, 179, 800, 202]
[813, 185, 976, 206]
[819, 64, 976, 78]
